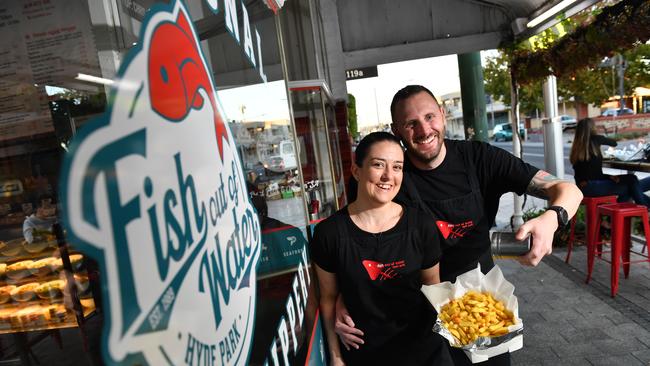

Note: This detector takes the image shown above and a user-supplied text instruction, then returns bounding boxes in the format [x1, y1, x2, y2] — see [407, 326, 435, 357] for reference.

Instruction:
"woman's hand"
[335, 294, 365, 350]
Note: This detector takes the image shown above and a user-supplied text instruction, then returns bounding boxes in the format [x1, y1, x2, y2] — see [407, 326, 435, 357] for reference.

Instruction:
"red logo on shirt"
[436, 220, 474, 239]
[362, 260, 405, 280]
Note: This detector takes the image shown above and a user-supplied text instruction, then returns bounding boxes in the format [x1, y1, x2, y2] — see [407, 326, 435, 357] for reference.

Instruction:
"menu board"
[0, 0, 101, 141]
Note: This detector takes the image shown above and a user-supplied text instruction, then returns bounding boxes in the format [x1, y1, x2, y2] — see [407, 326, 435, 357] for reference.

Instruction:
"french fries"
[438, 290, 515, 346]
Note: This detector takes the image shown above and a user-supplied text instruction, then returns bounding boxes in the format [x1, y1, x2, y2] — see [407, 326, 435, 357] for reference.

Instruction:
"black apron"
[412, 146, 494, 281]
[335, 208, 452, 366]
[403, 147, 511, 366]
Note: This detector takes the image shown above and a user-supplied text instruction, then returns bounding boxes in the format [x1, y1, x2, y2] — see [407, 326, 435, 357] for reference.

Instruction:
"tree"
[483, 43, 650, 115]
[486, 1, 650, 115]
[347, 93, 359, 139]
[483, 52, 544, 116]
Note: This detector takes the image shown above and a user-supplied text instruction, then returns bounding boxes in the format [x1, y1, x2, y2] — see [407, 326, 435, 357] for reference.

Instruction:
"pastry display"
[30, 257, 56, 277]
[25, 230, 56, 254]
[6, 260, 34, 280]
[44, 304, 68, 323]
[0, 235, 95, 333]
[36, 280, 65, 300]
[15, 305, 47, 327]
[0, 285, 15, 304]
[50, 258, 63, 272]
[24, 240, 50, 254]
[80, 298, 95, 311]
[10, 283, 39, 302]
[69, 254, 84, 270]
[1, 239, 24, 257]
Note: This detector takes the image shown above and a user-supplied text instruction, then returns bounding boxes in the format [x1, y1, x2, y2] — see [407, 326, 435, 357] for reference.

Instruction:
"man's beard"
[402, 128, 445, 165]
[406, 141, 443, 164]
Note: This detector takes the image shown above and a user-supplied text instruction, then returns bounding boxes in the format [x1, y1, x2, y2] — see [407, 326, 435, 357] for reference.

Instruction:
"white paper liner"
[421, 264, 524, 363]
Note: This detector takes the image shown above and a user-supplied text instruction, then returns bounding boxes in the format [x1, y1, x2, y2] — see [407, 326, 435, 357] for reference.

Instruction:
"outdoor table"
[602, 159, 650, 173]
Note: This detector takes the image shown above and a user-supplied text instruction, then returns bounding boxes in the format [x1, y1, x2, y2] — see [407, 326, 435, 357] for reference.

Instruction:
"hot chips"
[438, 290, 515, 346]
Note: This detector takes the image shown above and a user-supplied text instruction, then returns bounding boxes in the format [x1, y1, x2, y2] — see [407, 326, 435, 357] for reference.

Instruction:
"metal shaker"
[490, 231, 531, 258]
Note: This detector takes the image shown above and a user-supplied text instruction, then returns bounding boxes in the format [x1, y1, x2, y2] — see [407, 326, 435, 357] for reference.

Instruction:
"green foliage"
[484, 43, 650, 113]
[509, 0, 650, 84]
[483, 53, 544, 115]
[347, 93, 359, 139]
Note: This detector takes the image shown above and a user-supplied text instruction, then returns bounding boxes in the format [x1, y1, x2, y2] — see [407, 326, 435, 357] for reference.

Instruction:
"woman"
[570, 117, 650, 208]
[310, 132, 452, 365]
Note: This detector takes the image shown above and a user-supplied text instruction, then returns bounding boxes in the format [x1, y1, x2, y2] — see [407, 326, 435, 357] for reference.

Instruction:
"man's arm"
[516, 170, 583, 266]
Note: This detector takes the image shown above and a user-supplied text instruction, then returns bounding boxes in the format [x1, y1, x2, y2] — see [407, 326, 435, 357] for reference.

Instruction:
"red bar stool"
[592, 202, 650, 297]
[566, 195, 618, 263]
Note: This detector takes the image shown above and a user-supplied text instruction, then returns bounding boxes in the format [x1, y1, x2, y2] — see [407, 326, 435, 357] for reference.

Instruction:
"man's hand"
[335, 294, 364, 350]
[515, 210, 558, 266]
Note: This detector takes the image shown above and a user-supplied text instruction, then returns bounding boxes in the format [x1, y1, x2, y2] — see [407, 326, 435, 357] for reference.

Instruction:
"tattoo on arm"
[526, 170, 563, 199]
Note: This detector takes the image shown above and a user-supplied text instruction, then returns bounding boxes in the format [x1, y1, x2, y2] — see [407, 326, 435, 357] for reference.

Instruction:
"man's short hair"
[390, 85, 440, 123]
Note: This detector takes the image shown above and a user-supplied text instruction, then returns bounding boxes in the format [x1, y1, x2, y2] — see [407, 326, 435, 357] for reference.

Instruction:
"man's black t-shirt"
[310, 206, 450, 364]
[400, 139, 539, 228]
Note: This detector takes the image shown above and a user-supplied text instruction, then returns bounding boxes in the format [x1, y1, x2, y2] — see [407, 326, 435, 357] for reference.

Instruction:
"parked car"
[559, 115, 577, 130]
[492, 123, 525, 142]
[263, 140, 298, 173]
[601, 108, 634, 117]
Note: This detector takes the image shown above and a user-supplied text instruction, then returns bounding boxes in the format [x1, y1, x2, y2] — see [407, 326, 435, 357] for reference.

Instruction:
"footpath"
[494, 178, 650, 364]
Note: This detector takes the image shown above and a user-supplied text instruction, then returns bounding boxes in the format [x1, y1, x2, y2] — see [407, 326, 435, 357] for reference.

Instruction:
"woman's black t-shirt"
[311, 205, 450, 365]
[573, 134, 618, 183]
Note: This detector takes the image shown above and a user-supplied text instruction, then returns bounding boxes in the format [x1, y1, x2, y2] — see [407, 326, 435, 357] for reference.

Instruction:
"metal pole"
[510, 71, 524, 228]
[618, 55, 626, 112]
[542, 75, 564, 179]
[457, 52, 489, 141]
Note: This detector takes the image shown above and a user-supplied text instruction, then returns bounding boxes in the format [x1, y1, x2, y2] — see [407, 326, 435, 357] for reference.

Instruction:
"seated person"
[570, 118, 650, 208]
[23, 195, 57, 243]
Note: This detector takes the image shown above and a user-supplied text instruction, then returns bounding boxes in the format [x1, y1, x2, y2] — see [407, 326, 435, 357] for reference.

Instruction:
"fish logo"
[436, 220, 474, 239]
[59, 1, 260, 365]
[362, 260, 405, 280]
[148, 11, 229, 160]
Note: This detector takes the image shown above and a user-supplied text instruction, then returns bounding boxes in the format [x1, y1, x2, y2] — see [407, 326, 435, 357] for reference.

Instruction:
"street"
[491, 138, 574, 177]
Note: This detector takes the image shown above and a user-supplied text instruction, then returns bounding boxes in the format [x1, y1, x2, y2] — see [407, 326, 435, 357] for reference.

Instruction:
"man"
[23, 195, 57, 244]
[336, 85, 583, 365]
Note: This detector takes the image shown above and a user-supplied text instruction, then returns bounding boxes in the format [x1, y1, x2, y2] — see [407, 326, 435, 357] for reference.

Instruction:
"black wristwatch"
[547, 206, 569, 227]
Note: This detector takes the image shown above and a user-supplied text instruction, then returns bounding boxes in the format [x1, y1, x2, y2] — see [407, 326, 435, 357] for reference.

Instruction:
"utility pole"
[542, 75, 564, 179]
[509, 71, 524, 228]
[617, 54, 627, 112]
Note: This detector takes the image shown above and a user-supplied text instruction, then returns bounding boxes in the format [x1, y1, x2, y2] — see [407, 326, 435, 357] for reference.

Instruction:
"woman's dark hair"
[569, 117, 600, 164]
[353, 131, 402, 166]
[390, 85, 439, 122]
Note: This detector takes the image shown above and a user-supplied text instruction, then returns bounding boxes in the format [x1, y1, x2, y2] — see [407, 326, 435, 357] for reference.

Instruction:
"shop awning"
[332, 0, 600, 69]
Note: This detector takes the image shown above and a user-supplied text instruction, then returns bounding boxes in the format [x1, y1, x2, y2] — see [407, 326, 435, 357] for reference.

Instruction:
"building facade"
[0, 0, 346, 364]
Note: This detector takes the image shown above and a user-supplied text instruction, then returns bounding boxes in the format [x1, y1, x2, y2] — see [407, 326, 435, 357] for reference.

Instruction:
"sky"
[347, 50, 498, 128]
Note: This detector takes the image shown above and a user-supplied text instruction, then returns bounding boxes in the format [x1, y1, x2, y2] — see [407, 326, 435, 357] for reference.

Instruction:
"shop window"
[0, 0, 321, 365]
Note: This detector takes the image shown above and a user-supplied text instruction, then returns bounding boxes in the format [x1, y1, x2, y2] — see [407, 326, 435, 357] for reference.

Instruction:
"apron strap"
[459, 142, 481, 191]
[402, 171, 434, 217]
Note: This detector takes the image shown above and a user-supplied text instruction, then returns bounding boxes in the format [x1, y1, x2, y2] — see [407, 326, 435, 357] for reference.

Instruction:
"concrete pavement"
[494, 191, 650, 365]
